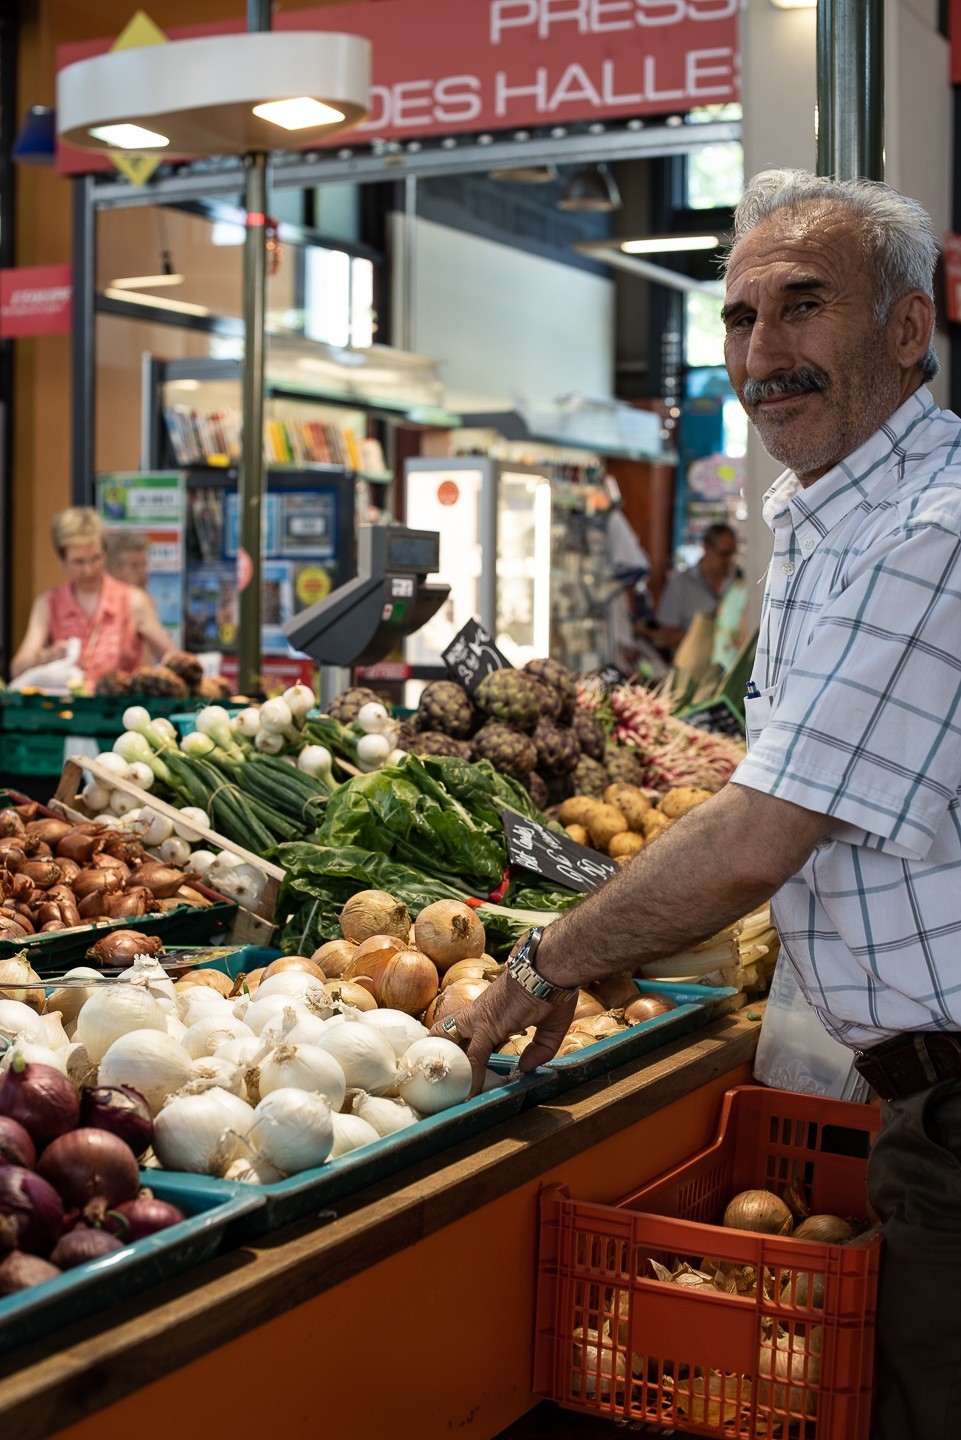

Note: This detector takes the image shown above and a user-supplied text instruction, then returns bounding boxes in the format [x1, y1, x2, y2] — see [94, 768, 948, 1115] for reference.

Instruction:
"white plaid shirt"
[732, 387, 961, 1047]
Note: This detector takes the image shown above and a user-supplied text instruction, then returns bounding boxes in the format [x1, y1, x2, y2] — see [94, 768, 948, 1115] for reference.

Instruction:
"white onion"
[109, 791, 141, 818]
[76, 984, 168, 1064]
[254, 972, 330, 1006]
[125, 761, 155, 790]
[246, 1088, 333, 1175]
[179, 986, 232, 1019]
[153, 1087, 254, 1175]
[351, 1092, 418, 1137]
[44, 968, 103, 1029]
[117, 956, 178, 1012]
[243, 995, 313, 1036]
[173, 806, 210, 840]
[158, 836, 192, 868]
[223, 1154, 284, 1185]
[38, 1011, 70, 1050]
[139, 807, 174, 846]
[258, 1004, 329, 1051]
[215, 1035, 264, 1069]
[258, 1043, 347, 1111]
[396, 1037, 472, 1115]
[330, 1112, 380, 1158]
[183, 1056, 246, 1099]
[98, 1029, 194, 1115]
[182, 1014, 254, 1060]
[80, 780, 112, 812]
[359, 1008, 429, 1060]
[315, 1024, 398, 1095]
[0, 1041, 67, 1074]
[165, 1013, 188, 1043]
[186, 849, 219, 877]
[0, 1000, 47, 1046]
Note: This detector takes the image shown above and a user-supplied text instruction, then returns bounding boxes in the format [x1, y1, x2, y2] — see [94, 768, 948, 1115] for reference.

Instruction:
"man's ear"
[889, 291, 936, 370]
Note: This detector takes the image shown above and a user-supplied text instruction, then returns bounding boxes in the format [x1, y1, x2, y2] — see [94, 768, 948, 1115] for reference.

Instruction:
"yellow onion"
[723, 1190, 794, 1236]
[310, 939, 357, 980]
[262, 954, 327, 984]
[588, 972, 639, 1010]
[571, 1328, 626, 1399]
[339, 890, 411, 944]
[557, 1032, 596, 1057]
[346, 934, 408, 985]
[498, 1026, 537, 1056]
[413, 900, 486, 972]
[572, 989, 606, 1021]
[757, 1332, 820, 1416]
[439, 955, 502, 990]
[324, 979, 378, 1012]
[567, 1013, 625, 1041]
[370, 948, 438, 1017]
[792, 1214, 855, 1245]
[423, 978, 490, 1027]
[0, 957, 45, 1012]
[624, 993, 677, 1025]
[174, 970, 235, 998]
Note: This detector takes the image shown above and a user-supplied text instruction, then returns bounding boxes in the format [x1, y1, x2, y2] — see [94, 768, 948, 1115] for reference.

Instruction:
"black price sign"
[684, 699, 745, 738]
[442, 619, 512, 694]
[584, 664, 628, 692]
[501, 809, 617, 894]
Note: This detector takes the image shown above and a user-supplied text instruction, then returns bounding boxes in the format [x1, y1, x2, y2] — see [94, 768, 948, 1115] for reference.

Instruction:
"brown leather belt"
[853, 1031, 961, 1102]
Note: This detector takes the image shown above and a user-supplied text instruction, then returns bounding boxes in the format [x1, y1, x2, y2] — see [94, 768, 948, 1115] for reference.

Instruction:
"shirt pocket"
[744, 682, 779, 748]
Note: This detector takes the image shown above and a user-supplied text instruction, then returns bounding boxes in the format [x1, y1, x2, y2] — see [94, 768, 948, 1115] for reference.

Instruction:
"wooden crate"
[53, 757, 283, 944]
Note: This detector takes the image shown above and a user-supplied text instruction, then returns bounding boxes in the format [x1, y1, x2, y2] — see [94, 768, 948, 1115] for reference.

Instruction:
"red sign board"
[56, 0, 740, 173]
[0, 265, 73, 338]
[944, 232, 961, 325]
[219, 656, 317, 693]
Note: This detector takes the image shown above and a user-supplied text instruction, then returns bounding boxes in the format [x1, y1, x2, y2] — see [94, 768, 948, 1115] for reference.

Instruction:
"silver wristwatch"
[506, 926, 578, 1006]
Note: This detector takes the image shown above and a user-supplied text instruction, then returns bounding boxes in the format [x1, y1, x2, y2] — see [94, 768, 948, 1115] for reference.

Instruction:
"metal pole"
[237, 0, 270, 695]
[71, 175, 96, 503]
[816, 0, 884, 180]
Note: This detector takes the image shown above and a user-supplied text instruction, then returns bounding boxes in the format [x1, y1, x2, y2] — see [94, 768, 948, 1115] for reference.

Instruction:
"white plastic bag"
[753, 952, 869, 1101]
[8, 637, 83, 695]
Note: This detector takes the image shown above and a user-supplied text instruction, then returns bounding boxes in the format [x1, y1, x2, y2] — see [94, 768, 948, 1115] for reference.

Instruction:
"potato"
[609, 831, 645, 859]
[641, 809, 674, 842]
[565, 823, 590, 847]
[604, 783, 652, 832]
[558, 796, 602, 828]
[584, 802, 629, 854]
[658, 786, 714, 819]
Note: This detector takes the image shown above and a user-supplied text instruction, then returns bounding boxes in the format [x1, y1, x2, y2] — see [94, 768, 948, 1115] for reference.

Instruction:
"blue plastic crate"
[0, 1175, 263, 1355]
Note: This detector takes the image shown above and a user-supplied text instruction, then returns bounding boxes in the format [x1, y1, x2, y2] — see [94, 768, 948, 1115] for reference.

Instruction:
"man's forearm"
[535, 783, 833, 990]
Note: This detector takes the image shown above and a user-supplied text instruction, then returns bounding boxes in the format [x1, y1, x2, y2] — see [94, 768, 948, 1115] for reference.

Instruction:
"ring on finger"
[441, 1015, 464, 1044]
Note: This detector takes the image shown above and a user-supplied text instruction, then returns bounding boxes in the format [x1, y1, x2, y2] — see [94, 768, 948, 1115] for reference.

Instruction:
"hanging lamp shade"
[558, 164, 622, 213]
[12, 105, 57, 165]
[57, 31, 371, 155]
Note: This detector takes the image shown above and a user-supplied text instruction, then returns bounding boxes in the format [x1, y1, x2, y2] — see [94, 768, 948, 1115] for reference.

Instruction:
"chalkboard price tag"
[501, 809, 617, 894]
[584, 664, 628, 692]
[683, 698, 746, 738]
[442, 619, 512, 694]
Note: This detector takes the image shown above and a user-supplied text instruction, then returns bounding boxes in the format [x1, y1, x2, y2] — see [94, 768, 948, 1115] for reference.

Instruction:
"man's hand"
[429, 973, 577, 1097]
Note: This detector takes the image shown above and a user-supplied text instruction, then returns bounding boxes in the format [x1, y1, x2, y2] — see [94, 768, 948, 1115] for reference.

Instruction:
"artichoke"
[474, 670, 544, 733]
[571, 709, 607, 762]
[605, 743, 646, 787]
[94, 670, 133, 698]
[327, 687, 385, 724]
[572, 755, 609, 797]
[415, 680, 476, 739]
[526, 771, 550, 813]
[532, 719, 580, 777]
[160, 649, 204, 691]
[406, 730, 472, 760]
[523, 657, 578, 719]
[470, 722, 538, 779]
[129, 665, 189, 698]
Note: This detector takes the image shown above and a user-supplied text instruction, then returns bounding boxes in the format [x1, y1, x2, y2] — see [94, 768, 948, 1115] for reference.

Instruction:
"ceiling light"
[251, 97, 344, 130]
[103, 287, 210, 316]
[88, 122, 169, 149]
[574, 241, 724, 296]
[489, 164, 558, 184]
[558, 164, 621, 213]
[110, 250, 184, 288]
[621, 234, 719, 255]
[58, 31, 370, 155]
[769, 0, 816, 7]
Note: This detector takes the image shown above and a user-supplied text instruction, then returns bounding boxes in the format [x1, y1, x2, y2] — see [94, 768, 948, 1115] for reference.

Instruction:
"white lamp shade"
[57, 31, 371, 155]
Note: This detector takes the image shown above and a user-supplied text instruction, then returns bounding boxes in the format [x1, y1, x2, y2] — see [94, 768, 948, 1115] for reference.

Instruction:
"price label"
[442, 618, 512, 694]
[683, 699, 745, 738]
[501, 810, 617, 894]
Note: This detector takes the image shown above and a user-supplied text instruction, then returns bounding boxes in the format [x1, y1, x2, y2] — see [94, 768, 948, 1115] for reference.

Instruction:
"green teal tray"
[0, 1174, 262, 1357]
[0, 692, 190, 737]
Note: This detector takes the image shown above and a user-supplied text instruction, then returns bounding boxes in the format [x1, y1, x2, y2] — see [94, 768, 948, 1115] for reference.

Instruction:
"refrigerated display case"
[404, 457, 614, 677]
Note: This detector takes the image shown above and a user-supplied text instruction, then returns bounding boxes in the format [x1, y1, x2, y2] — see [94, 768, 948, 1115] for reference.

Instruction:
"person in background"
[645, 521, 739, 655]
[11, 507, 171, 688]
[104, 530, 149, 590]
[603, 487, 660, 675]
[439, 169, 956, 1440]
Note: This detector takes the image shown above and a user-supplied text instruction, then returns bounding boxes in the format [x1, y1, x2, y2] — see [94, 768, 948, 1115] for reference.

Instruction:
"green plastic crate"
[0, 692, 187, 737]
[0, 730, 72, 777]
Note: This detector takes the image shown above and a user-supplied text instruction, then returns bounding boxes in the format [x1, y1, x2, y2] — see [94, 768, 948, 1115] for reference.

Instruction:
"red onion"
[79, 1086, 152, 1160]
[50, 1225, 125, 1270]
[104, 1196, 186, 1242]
[37, 1129, 140, 1220]
[0, 1058, 81, 1150]
[0, 1165, 64, 1256]
[0, 1250, 61, 1294]
[0, 1115, 36, 1171]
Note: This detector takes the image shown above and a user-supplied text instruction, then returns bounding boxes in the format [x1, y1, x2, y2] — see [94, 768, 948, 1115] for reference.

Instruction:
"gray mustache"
[742, 367, 829, 405]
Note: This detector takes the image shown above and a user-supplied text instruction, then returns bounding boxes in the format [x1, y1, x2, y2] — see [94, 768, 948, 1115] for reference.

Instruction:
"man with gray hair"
[440, 170, 955, 1438]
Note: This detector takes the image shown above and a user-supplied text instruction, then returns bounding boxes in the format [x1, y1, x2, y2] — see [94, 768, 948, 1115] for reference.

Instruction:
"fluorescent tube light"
[109, 271, 184, 289]
[251, 97, 345, 130]
[89, 122, 169, 149]
[103, 287, 209, 317]
[621, 235, 719, 255]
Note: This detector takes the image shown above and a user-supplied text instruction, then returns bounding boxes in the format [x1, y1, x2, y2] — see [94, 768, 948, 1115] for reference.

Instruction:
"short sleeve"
[732, 524, 961, 860]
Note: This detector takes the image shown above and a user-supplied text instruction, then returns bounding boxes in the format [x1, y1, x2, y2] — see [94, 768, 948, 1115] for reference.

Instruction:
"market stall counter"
[0, 1006, 761, 1440]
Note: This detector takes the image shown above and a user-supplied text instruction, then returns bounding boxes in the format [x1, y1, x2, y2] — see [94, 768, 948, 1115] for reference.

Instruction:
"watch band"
[506, 926, 578, 1006]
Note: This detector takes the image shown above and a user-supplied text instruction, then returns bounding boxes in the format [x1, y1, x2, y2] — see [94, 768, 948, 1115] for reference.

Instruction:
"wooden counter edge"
[0, 1007, 764, 1440]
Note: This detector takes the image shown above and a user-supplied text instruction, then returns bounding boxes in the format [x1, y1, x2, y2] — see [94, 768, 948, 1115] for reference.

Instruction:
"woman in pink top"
[11, 508, 171, 688]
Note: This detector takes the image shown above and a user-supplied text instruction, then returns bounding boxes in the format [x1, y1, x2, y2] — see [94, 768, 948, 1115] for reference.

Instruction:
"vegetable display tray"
[488, 981, 737, 1096]
[534, 1085, 881, 1439]
[0, 1175, 263, 1358]
[0, 692, 189, 737]
[0, 882, 238, 974]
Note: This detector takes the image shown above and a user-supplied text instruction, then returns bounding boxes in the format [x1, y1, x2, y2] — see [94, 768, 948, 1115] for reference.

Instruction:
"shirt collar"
[759, 386, 938, 537]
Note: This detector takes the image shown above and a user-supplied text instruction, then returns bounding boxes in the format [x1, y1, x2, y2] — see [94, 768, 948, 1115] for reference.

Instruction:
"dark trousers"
[867, 1077, 961, 1439]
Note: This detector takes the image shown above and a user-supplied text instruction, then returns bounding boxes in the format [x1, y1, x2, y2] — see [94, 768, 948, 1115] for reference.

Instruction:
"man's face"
[702, 533, 737, 587]
[722, 204, 904, 486]
[111, 550, 148, 588]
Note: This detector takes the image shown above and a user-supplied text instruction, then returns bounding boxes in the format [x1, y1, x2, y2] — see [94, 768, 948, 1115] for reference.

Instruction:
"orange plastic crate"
[534, 1086, 881, 1439]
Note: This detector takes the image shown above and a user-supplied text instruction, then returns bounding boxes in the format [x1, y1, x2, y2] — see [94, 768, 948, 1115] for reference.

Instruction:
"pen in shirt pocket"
[745, 681, 761, 699]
